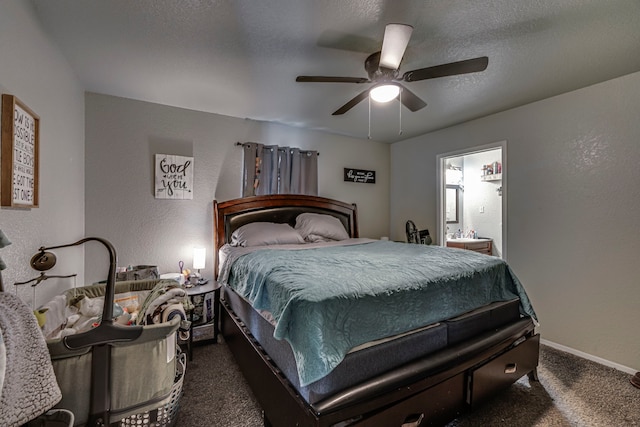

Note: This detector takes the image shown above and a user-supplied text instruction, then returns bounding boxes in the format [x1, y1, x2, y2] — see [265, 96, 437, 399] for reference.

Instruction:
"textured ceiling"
[31, 0, 640, 143]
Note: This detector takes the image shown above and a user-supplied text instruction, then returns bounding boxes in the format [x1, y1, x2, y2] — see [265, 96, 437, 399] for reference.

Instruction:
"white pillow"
[295, 213, 350, 242]
[230, 222, 305, 247]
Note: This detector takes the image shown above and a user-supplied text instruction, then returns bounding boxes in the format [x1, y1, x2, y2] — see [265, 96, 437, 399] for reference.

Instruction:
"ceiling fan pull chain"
[399, 89, 403, 135]
[368, 96, 372, 140]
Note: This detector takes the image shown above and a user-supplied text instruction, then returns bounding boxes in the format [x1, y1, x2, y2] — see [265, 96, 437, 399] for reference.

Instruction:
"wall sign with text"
[344, 168, 376, 184]
[1, 94, 40, 208]
[154, 154, 194, 199]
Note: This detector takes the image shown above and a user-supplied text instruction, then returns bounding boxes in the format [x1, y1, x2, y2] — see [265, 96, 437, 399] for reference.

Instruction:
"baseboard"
[540, 339, 637, 375]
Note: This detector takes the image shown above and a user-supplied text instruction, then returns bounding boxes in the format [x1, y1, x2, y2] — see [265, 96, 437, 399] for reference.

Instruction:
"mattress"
[220, 239, 536, 386]
[224, 285, 522, 405]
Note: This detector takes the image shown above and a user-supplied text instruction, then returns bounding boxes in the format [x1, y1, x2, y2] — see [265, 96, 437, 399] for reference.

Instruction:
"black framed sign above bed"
[344, 167, 375, 184]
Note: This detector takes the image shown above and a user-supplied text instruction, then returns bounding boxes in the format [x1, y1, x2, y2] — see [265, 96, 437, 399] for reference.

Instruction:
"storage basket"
[118, 349, 186, 427]
[116, 265, 160, 282]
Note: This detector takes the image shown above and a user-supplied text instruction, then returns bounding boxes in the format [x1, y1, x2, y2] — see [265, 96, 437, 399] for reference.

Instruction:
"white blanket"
[0, 293, 61, 426]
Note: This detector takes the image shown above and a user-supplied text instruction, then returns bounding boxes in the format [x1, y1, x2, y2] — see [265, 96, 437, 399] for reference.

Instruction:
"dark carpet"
[178, 338, 639, 426]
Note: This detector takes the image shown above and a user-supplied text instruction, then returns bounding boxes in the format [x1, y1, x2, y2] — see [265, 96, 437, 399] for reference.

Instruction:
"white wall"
[0, 1, 85, 306]
[391, 71, 640, 371]
[84, 93, 390, 283]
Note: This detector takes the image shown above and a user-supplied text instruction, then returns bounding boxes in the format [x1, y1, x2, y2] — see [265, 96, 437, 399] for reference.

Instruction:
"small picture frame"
[1, 94, 40, 208]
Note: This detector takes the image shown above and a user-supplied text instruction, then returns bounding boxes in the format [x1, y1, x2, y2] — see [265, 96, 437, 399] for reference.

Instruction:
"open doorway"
[436, 141, 506, 259]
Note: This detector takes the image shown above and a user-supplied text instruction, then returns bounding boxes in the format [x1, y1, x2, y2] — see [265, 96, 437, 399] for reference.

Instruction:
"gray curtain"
[241, 143, 318, 197]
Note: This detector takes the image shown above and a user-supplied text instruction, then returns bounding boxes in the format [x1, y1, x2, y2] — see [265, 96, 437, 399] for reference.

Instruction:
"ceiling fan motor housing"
[365, 52, 399, 82]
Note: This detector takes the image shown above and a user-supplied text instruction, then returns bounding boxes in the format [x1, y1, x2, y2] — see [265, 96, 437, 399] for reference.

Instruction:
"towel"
[0, 292, 61, 426]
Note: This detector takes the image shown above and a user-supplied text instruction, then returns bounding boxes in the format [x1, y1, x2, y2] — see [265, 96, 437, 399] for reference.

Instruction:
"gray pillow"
[230, 222, 305, 247]
[295, 213, 349, 242]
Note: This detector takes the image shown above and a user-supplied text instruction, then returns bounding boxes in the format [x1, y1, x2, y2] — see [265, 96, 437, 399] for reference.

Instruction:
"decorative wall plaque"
[1, 94, 40, 208]
[154, 154, 193, 199]
[344, 168, 376, 184]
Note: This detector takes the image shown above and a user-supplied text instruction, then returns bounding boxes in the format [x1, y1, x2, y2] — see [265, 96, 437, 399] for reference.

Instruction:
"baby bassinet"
[41, 278, 187, 427]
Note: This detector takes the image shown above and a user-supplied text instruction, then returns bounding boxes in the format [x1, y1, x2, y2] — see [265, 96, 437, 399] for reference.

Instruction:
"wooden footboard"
[221, 299, 539, 427]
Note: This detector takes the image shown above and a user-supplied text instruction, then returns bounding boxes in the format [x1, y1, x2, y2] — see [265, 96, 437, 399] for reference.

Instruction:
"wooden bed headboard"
[213, 195, 358, 278]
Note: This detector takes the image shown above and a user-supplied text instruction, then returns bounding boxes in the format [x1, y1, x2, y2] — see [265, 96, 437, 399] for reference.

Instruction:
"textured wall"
[391, 71, 640, 371]
[84, 93, 390, 283]
[0, 1, 85, 306]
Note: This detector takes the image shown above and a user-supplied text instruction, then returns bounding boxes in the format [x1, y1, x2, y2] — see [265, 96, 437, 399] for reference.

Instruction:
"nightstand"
[183, 280, 221, 361]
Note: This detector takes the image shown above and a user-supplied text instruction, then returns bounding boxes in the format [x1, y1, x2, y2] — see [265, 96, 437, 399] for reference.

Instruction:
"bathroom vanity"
[446, 238, 493, 255]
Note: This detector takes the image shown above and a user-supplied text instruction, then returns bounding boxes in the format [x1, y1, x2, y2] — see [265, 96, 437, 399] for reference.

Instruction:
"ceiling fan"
[296, 24, 489, 116]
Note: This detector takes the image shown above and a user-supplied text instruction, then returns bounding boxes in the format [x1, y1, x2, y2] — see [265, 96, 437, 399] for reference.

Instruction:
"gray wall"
[84, 93, 390, 283]
[391, 71, 640, 371]
[0, 1, 85, 306]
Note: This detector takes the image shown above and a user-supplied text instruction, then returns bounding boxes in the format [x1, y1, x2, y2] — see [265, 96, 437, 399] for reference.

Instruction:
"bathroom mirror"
[446, 185, 459, 223]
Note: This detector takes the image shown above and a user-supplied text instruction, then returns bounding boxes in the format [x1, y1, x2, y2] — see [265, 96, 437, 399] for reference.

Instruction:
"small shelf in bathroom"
[480, 173, 502, 182]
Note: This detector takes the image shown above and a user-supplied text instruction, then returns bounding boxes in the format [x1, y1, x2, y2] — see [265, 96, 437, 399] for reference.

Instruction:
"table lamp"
[190, 247, 206, 284]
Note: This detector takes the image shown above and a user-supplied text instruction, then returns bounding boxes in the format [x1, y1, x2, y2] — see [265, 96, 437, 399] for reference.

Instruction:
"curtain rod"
[235, 142, 319, 156]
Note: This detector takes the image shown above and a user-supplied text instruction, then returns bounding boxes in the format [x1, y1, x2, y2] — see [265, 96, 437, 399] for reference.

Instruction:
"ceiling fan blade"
[296, 76, 370, 84]
[401, 56, 489, 82]
[332, 89, 371, 115]
[380, 24, 413, 70]
[398, 85, 427, 112]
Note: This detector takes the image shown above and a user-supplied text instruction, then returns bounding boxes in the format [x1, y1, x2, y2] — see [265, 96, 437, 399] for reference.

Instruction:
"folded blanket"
[136, 279, 188, 325]
[0, 293, 61, 426]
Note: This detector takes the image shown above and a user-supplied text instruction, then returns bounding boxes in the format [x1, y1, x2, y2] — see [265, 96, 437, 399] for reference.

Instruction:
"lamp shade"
[193, 247, 206, 270]
[370, 84, 400, 103]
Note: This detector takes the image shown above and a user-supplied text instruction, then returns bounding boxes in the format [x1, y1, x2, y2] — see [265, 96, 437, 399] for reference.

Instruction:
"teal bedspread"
[225, 240, 536, 386]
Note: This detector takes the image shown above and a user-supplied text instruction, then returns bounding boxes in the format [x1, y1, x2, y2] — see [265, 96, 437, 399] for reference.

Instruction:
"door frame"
[436, 140, 508, 260]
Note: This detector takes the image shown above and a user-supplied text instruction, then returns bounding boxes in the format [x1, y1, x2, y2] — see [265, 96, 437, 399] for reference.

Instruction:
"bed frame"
[213, 195, 539, 427]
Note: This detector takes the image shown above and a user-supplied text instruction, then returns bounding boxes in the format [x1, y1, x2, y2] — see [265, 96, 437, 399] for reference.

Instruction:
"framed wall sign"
[1, 95, 40, 208]
[344, 167, 376, 184]
[154, 154, 194, 199]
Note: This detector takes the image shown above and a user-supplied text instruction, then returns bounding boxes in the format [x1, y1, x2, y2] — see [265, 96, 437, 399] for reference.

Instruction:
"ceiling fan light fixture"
[370, 84, 400, 103]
